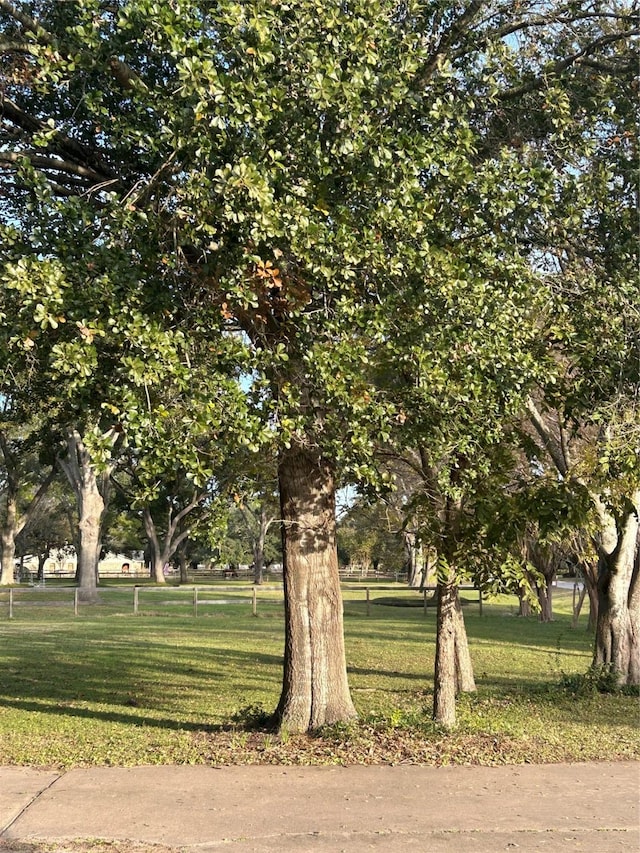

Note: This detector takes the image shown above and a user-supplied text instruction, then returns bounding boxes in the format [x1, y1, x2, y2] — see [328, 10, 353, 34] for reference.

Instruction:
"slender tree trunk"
[536, 575, 554, 622]
[577, 558, 599, 632]
[434, 579, 458, 728]
[453, 591, 476, 693]
[142, 509, 168, 585]
[252, 507, 269, 585]
[37, 550, 47, 582]
[177, 543, 189, 584]
[0, 460, 54, 586]
[0, 492, 18, 585]
[594, 509, 639, 686]
[586, 581, 599, 632]
[404, 531, 422, 588]
[274, 442, 356, 733]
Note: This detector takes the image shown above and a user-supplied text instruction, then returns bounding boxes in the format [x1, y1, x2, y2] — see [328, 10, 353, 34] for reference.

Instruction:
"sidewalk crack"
[0, 772, 64, 838]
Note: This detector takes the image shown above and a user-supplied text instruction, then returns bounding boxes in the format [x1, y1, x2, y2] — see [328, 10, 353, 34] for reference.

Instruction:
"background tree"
[0, 414, 55, 585]
[516, 21, 639, 683]
[337, 497, 405, 578]
[15, 479, 75, 581]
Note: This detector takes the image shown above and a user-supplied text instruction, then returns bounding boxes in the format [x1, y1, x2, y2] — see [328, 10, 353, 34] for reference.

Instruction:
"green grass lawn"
[0, 584, 637, 768]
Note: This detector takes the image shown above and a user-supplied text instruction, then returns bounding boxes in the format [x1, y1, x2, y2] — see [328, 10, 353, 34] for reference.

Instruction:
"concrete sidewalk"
[0, 762, 638, 852]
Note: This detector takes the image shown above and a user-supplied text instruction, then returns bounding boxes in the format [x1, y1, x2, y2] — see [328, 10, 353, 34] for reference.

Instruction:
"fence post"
[134, 586, 139, 615]
[252, 586, 257, 617]
[193, 586, 198, 618]
[74, 588, 79, 617]
[366, 587, 371, 617]
[478, 587, 483, 617]
[423, 588, 428, 617]
[9, 588, 13, 620]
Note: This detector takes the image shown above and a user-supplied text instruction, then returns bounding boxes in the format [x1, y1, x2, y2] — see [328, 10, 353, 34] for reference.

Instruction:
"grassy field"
[0, 583, 637, 768]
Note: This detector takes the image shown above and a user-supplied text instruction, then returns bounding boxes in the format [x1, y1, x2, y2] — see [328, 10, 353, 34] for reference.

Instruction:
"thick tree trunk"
[518, 591, 533, 617]
[594, 509, 639, 686]
[58, 430, 112, 601]
[75, 483, 104, 599]
[274, 443, 357, 733]
[149, 556, 168, 583]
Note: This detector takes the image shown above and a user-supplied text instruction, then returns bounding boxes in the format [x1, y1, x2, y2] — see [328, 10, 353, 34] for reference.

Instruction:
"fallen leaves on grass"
[191, 725, 573, 767]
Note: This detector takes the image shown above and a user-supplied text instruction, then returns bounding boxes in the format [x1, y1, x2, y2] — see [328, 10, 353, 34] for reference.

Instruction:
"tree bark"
[453, 591, 476, 693]
[141, 491, 204, 584]
[274, 442, 357, 733]
[0, 492, 18, 585]
[58, 429, 111, 601]
[536, 576, 554, 623]
[433, 578, 476, 727]
[75, 482, 104, 599]
[518, 591, 533, 617]
[434, 579, 458, 728]
[594, 504, 639, 686]
[403, 531, 423, 587]
[142, 508, 169, 585]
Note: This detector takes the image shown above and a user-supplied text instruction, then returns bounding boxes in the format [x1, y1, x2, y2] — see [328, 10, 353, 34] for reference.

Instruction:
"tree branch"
[500, 30, 640, 101]
[0, 0, 53, 44]
[525, 397, 569, 477]
[15, 466, 56, 536]
[0, 150, 106, 183]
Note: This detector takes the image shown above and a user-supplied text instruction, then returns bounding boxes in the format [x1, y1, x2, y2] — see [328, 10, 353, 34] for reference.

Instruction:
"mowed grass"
[0, 584, 637, 768]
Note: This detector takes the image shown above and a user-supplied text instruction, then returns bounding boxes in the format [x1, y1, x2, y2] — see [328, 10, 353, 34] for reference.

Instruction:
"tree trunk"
[594, 508, 639, 686]
[177, 543, 189, 584]
[433, 578, 476, 727]
[274, 443, 357, 733]
[75, 483, 104, 599]
[576, 557, 599, 632]
[434, 579, 458, 728]
[252, 507, 269, 585]
[404, 531, 422, 588]
[37, 550, 47, 582]
[586, 582, 599, 632]
[0, 460, 54, 586]
[518, 591, 533, 617]
[58, 429, 112, 601]
[0, 492, 18, 586]
[536, 575, 554, 622]
[142, 509, 169, 585]
[453, 591, 476, 693]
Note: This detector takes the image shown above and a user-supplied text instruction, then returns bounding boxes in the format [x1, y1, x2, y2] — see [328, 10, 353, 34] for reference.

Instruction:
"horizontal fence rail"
[0, 583, 484, 619]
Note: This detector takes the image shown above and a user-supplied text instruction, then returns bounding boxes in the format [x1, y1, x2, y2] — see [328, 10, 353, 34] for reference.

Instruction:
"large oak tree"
[2, 0, 635, 729]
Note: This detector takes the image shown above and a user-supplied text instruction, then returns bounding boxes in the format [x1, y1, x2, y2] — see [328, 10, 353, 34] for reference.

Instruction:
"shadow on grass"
[347, 665, 425, 681]
[0, 640, 284, 728]
[0, 696, 216, 731]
